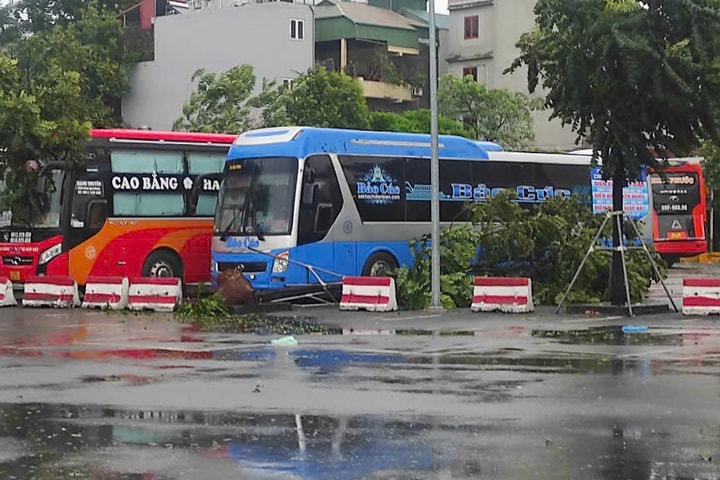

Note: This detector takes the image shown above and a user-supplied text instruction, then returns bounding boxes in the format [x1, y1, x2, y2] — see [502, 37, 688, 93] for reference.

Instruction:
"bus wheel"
[362, 252, 398, 277]
[142, 250, 183, 279]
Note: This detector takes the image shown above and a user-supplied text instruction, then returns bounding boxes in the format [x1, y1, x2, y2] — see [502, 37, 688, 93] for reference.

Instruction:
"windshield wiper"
[219, 208, 244, 242]
[219, 165, 264, 242]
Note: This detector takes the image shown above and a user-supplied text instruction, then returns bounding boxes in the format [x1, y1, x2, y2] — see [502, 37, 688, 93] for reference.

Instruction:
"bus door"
[65, 169, 110, 284]
[295, 155, 347, 284]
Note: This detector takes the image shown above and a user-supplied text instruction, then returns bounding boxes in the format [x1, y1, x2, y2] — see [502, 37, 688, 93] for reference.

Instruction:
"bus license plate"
[9, 271, 20, 281]
[668, 231, 687, 240]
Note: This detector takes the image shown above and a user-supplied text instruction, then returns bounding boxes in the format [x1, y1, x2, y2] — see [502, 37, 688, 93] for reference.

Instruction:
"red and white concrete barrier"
[82, 276, 129, 310]
[0, 276, 17, 307]
[339, 276, 398, 312]
[471, 277, 534, 313]
[22, 276, 80, 308]
[128, 277, 182, 312]
[682, 278, 720, 315]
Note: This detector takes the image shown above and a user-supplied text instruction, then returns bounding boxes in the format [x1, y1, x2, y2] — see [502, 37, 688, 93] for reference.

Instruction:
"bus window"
[111, 150, 184, 174]
[114, 192, 185, 216]
[404, 158, 430, 222]
[339, 155, 404, 223]
[440, 159, 473, 222]
[189, 152, 226, 217]
[71, 177, 106, 228]
[298, 155, 343, 245]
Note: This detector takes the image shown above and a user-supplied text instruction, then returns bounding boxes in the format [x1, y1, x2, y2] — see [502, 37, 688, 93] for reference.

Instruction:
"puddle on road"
[2, 403, 720, 479]
[0, 403, 444, 480]
[531, 326, 685, 346]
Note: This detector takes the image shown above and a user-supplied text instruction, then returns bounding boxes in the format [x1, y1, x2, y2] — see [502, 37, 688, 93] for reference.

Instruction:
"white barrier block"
[82, 276, 129, 310]
[471, 277, 534, 313]
[682, 278, 720, 315]
[0, 276, 17, 307]
[128, 277, 182, 312]
[22, 276, 80, 308]
[339, 276, 397, 312]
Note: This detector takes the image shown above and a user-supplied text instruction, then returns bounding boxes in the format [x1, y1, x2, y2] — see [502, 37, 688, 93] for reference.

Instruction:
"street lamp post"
[428, 0, 441, 309]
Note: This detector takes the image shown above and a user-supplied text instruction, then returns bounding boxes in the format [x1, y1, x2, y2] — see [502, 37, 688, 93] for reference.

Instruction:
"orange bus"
[0, 128, 236, 289]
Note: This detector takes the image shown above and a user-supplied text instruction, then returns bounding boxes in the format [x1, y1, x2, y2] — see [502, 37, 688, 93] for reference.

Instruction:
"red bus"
[649, 159, 708, 264]
[0, 128, 236, 289]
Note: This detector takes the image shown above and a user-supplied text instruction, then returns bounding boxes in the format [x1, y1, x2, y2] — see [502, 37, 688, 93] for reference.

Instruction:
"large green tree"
[0, 0, 132, 222]
[438, 73, 538, 149]
[507, 0, 720, 305]
[173, 65, 271, 134]
[284, 66, 370, 130]
[369, 109, 473, 138]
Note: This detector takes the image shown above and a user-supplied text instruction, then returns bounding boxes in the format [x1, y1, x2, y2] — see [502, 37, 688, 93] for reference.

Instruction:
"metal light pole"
[428, 0, 441, 309]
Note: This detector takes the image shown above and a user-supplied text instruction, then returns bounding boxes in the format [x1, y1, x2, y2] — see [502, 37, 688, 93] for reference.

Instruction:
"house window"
[290, 19, 304, 40]
[281, 78, 293, 89]
[462, 67, 478, 82]
[464, 15, 479, 39]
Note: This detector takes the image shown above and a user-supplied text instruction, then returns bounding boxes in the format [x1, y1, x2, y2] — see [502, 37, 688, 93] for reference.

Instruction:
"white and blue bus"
[209, 126, 654, 292]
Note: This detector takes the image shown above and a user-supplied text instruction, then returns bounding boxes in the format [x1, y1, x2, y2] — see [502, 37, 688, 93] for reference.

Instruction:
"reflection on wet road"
[2, 310, 720, 478]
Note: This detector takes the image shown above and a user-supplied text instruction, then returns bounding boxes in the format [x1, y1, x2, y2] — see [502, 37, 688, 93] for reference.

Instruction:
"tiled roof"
[315, 0, 425, 31]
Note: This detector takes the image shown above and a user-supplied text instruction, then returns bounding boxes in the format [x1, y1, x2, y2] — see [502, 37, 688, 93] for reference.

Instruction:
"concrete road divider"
[471, 277, 534, 313]
[682, 278, 720, 315]
[339, 276, 398, 312]
[82, 276, 129, 310]
[128, 277, 182, 312]
[0, 276, 17, 307]
[22, 276, 80, 308]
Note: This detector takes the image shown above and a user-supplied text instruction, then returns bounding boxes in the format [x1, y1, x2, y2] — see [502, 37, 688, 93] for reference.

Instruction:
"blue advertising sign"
[590, 167, 649, 219]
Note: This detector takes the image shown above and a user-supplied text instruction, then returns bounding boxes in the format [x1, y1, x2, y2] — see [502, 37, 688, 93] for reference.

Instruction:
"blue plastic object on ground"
[621, 325, 649, 333]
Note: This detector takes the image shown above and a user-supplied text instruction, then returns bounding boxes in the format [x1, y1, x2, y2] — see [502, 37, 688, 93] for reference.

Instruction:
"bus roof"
[228, 126, 501, 160]
[91, 128, 237, 144]
[489, 150, 593, 165]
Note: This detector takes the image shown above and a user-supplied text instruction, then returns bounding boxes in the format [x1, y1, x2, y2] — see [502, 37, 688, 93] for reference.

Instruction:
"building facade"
[446, 0, 582, 151]
[121, 2, 314, 131]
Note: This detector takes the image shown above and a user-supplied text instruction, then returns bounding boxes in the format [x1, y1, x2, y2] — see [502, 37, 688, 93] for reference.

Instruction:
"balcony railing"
[356, 77, 413, 103]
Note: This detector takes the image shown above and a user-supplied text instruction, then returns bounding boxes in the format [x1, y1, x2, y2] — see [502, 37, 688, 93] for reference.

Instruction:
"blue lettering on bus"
[226, 237, 260, 249]
[450, 183, 570, 203]
[357, 165, 400, 205]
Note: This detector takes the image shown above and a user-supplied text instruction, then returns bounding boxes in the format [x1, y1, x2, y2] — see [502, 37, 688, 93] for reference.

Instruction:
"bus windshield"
[651, 172, 700, 215]
[0, 167, 63, 229]
[215, 157, 298, 237]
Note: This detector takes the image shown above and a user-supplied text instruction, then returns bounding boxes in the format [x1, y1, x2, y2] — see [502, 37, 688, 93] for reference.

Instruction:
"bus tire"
[142, 249, 184, 280]
[361, 252, 398, 277]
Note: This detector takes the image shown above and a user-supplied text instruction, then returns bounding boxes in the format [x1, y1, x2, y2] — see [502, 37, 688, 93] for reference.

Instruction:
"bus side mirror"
[36, 175, 48, 194]
[302, 184, 318, 208]
[85, 200, 108, 231]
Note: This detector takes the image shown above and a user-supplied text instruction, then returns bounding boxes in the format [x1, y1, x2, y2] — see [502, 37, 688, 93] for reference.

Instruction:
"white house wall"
[447, 0, 579, 151]
[122, 3, 314, 131]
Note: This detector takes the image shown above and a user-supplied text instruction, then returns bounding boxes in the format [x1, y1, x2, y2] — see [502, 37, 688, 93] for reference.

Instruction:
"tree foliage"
[284, 66, 370, 130]
[437, 73, 537, 149]
[508, 0, 720, 178]
[173, 65, 268, 134]
[394, 193, 666, 310]
[0, 0, 132, 222]
[506, 0, 720, 304]
[368, 109, 473, 137]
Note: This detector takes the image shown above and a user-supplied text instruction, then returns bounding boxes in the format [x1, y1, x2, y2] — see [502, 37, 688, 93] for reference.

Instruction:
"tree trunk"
[610, 168, 625, 305]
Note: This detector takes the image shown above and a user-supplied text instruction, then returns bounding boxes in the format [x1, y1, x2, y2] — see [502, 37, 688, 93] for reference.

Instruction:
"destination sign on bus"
[111, 174, 220, 192]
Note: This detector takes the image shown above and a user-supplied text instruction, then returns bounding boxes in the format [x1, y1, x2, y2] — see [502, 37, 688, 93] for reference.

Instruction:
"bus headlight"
[39, 243, 62, 265]
[272, 251, 289, 273]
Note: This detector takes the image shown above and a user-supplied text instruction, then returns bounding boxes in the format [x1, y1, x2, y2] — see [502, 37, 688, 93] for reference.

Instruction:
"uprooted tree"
[394, 192, 666, 310]
[505, 0, 720, 305]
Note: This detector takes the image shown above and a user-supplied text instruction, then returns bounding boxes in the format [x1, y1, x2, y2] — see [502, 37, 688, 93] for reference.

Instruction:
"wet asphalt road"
[2, 280, 720, 478]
